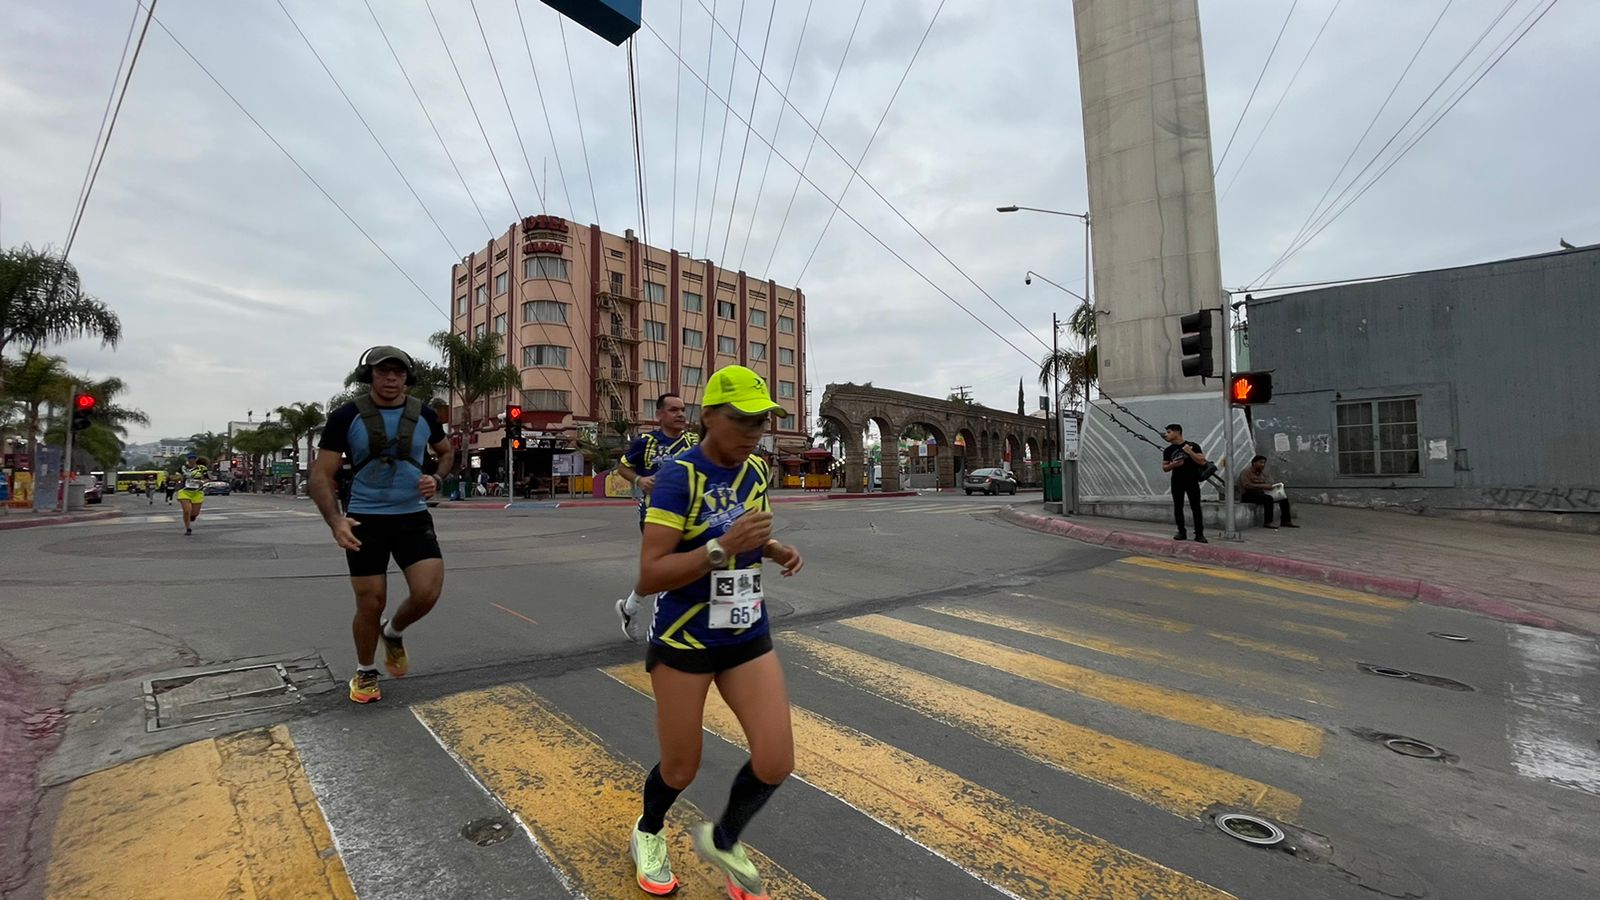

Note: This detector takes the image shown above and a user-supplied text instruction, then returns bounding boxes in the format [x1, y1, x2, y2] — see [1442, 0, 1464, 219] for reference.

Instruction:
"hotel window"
[645, 282, 666, 303]
[750, 342, 766, 361]
[526, 390, 570, 411]
[644, 319, 667, 341]
[475, 285, 488, 306]
[682, 328, 703, 348]
[778, 380, 796, 399]
[749, 308, 767, 327]
[718, 300, 736, 319]
[718, 335, 737, 355]
[682, 366, 704, 386]
[682, 291, 703, 312]
[644, 360, 668, 381]
[522, 345, 569, 368]
[494, 272, 508, 295]
[779, 347, 794, 365]
[777, 315, 795, 334]
[523, 256, 569, 280]
[523, 300, 568, 323]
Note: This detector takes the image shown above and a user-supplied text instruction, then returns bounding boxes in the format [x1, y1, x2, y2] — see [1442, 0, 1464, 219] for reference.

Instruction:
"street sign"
[33, 449, 62, 513]
[1061, 415, 1081, 460]
[540, 0, 640, 45]
[272, 461, 295, 476]
[552, 452, 583, 476]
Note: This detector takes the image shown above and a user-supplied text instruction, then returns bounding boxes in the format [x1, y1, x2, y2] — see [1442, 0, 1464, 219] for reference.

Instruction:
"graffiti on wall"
[1484, 487, 1600, 512]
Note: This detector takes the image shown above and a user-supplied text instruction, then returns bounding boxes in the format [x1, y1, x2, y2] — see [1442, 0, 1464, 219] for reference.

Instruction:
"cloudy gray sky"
[4, 0, 1596, 443]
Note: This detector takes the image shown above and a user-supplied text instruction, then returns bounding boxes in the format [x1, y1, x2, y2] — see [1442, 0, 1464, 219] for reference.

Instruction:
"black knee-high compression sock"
[640, 764, 683, 834]
[713, 760, 783, 850]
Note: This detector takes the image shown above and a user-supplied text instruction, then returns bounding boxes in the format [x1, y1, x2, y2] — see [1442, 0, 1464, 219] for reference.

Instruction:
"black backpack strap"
[349, 396, 424, 476]
[391, 397, 424, 467]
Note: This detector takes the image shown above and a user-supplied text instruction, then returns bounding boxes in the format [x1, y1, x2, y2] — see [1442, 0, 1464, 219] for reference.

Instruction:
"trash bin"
[1042, 460, 1062, 503]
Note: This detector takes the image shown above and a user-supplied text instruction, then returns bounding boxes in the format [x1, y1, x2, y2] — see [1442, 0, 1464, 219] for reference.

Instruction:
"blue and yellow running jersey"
[622, 428, 700, 517]
[644, 445, 773, 650]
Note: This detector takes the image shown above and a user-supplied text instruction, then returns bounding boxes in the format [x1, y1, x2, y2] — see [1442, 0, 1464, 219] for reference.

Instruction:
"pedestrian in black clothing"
[1162, 424, 1208, 543]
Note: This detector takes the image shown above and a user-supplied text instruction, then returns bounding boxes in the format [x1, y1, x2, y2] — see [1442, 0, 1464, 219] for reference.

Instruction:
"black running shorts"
[344, 511, 442, 578]
[645, 633, 774, 675]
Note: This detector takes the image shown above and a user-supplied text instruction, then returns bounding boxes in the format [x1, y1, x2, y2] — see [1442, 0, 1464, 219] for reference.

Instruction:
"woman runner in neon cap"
[626, 364, 804, 899]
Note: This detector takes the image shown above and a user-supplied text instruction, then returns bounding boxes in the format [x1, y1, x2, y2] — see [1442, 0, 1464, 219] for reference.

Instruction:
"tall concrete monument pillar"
[1071, 0, 1252, 517]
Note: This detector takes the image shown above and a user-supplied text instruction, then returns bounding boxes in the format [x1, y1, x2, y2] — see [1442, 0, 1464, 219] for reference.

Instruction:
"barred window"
[1336, 398, 1420, 476]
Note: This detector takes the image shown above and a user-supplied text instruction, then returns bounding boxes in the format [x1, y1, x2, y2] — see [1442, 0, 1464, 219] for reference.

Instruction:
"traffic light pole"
[1220, 294, 1240, 541]
[59, 383, 77, 512]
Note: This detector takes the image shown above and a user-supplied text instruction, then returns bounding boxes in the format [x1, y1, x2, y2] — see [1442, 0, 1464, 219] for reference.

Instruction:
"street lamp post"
[1004, 205, 1091, 515]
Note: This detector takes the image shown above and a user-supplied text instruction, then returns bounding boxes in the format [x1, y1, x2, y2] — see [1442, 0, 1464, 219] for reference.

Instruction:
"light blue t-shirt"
[320, 400, 444, 515]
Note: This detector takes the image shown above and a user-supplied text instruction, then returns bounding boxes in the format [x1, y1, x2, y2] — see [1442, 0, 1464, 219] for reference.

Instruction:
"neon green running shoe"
[690, 822, 766, 899]
[629, 817, 679, 896]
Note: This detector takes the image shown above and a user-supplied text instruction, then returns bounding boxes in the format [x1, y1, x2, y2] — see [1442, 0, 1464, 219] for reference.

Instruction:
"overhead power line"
[557, 18, 602, 227]
[1253, 0, 1558, 286]
[700, 0, 749, 259]
[137, 1, 444, 318]
[65, 0, 158, 264]
[66, 2, 141, 253]
[1213, 0, 1299, 177]
[363, 0, 495, 239]
[715, 0, 777, 265]
[1218, 0, 1344, 202]
[1257, 0, 1455, 277]
[794, 0, 947, 286]
[642, 19, 1040, 369]
[688, 2, 1053, 355]
[760, 0, 865, 275]
[734, 0, 815, 272]
[277, 0, 459, 256]
[467, 0, 546, 210]
[427, 0, 522, 220]
[688, 0, 720, 254]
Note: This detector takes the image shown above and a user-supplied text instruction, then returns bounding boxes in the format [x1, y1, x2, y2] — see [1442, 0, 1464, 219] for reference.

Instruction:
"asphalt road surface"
[4, 490, 1597, 900]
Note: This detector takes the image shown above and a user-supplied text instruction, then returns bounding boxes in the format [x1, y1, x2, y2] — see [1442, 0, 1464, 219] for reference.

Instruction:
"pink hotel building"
[449, 215, 808, 453]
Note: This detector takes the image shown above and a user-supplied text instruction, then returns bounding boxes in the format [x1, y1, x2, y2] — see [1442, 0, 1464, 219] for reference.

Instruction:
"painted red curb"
[999, 506, 1574, 632]
[0, 509, 122, 531]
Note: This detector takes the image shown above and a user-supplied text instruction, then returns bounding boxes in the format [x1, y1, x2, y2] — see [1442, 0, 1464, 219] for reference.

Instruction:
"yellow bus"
[114, 470, 168, 493]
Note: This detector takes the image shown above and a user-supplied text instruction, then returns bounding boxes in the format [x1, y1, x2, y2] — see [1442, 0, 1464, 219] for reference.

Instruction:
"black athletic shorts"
[646, 633, 774, 675]
[344, 511, 442, 578]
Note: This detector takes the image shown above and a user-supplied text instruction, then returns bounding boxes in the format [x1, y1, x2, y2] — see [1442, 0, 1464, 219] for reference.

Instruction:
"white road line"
[1505, 624, 1600, 796]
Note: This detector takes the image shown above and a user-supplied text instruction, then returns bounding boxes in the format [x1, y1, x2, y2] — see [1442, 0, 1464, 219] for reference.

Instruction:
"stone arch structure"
[818, 384, 1051, 491]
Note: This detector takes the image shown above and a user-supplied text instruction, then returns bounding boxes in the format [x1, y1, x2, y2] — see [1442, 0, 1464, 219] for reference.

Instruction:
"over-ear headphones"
[355, 346, 418, 386]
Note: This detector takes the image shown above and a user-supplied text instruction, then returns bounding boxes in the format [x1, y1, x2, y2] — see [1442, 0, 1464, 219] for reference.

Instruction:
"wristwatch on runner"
[705, 539, 728, 567]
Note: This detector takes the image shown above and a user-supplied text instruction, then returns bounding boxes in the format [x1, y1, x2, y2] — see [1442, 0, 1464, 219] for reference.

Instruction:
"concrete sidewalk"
[1002, 502, 1599, 634]
[0, 508, 122, 531]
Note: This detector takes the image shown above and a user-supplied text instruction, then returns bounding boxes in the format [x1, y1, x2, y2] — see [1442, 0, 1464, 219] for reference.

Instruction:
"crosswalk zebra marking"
[605, 664, 1236, 900]
[843, 614, 1326, 756]
[413, 683, 825, 899]
[780, 632, 1302, 821]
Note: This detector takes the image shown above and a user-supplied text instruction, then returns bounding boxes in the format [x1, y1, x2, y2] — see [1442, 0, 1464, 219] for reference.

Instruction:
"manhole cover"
[145, 664, 300, 730]
[1384, 737, 1445, 759]
[1357, 663, 1475, 691]
[461, 817, 514, 846]
[1429, 632, 1473, 642]
[1215, 813, 1285, 846]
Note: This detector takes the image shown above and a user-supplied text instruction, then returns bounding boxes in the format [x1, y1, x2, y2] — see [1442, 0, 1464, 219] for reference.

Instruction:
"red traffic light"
[74, 394, 97, 411]
[506, 405, 523, 422]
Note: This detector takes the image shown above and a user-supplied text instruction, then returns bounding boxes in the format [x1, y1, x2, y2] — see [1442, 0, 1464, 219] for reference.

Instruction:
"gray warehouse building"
[1243, 245, 1599, 532]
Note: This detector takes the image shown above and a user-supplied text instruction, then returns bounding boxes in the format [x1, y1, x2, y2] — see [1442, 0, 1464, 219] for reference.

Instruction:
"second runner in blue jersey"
[615, 393, 700, 643]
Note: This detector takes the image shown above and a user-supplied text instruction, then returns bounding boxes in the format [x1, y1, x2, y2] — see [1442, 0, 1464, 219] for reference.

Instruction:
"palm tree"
[1037, 299, 1099, 412]
[42, 374, 149, 472]
[188, 431, 229, 464]
[233, 424, 292, 491]
[274, 402, 325, 494]
[0, 245, 121, 394]
[430, 330, 522, 475]
[2, 352, 70, 468]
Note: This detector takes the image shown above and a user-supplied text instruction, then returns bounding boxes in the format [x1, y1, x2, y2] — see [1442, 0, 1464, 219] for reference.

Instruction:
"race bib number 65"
[709, 568, 764, 629]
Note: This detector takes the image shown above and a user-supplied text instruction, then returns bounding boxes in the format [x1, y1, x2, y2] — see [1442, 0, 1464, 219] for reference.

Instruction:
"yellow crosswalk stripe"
[1275, 620, 1350, 641]
[46, 726, 354, 900]
[847, 614, 1325, 754]
[934, 606, 1335, 706]
[605, 664, 1236, 900]
[1118, 556, 1411, 609]
[782, 633, 1302, 820]
[1100, 567, 1395, 625]
[1204, 631, 1322, 663]
[1015, 590, 1352, 644]
[414, 684, 823, 900]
